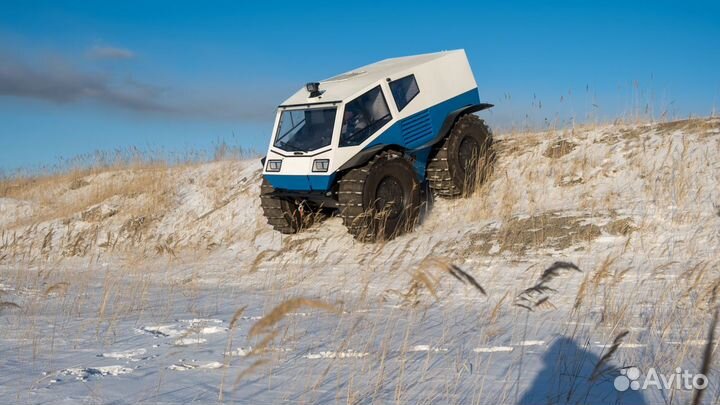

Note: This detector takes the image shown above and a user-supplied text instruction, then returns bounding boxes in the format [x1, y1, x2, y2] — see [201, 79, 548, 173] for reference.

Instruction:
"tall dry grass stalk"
[402, 257, 486, 305]
[219, 306, 246, 401]
[692, 294, 719, 405]
[515, 261, 581, 311]
[227, 298, 341, 389]
[248, 298, 340, 338]
[591, 330, 629, 381]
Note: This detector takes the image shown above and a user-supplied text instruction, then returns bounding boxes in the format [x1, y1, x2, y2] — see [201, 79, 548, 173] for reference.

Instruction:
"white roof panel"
[280, 50, 465, 107]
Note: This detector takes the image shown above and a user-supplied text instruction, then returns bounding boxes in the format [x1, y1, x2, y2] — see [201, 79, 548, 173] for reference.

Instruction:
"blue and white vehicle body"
[262, 50, 491, 206]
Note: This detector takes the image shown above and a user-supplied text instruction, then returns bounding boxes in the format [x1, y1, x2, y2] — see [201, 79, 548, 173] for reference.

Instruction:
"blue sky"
[1, 0, 719, 173]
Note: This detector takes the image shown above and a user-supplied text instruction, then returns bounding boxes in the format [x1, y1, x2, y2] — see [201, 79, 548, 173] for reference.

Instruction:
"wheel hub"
[458, 136, 479, 175]
[375, 176, 404, 219]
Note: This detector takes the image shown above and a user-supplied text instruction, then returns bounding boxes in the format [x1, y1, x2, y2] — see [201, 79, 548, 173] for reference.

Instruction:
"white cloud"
[87, 45, 135, 60]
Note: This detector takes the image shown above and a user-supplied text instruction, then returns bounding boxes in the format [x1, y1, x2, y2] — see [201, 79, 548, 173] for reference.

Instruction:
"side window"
[339, 86, 392, 147]
[389, 74, 420, 112]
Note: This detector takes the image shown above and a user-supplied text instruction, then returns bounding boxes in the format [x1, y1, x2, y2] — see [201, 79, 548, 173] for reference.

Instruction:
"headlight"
[312, 159, 329, 172]
[306, 82, 320, 93]
[266, 160, 282, 172]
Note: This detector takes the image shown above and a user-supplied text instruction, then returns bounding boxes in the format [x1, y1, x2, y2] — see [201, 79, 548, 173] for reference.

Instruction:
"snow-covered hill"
[1, 117, 719, 404]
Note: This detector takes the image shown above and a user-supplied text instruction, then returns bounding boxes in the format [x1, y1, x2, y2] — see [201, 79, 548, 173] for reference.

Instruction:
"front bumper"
[263, 173, 336, 192]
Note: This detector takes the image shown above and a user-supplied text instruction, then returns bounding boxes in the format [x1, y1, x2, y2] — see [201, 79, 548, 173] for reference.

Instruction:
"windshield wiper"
[280, 140, 310, 153]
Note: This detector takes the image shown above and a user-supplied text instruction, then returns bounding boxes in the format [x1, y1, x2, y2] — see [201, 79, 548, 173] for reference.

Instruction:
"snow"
[58, 365, 134, 380]
[1, 118, 719, 404]
[100, 348, 147, 360]
[225, 347, 252, 357]
[408, 345, 448, 353]
[138, 325, 182, 338]
[174, 337, 207, 346]
[197, 326, 227, 334]
[473, 346, 515, 353]
[518, 340, 545, 347]
[304, 350, 369, 359]
[179, 318, 223, 324]
[168, 361, 224, 371]
[0, 197, 34, 227]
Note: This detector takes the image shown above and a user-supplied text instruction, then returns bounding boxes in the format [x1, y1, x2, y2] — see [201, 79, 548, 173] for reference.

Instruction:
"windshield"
[274, 108, 337, 152]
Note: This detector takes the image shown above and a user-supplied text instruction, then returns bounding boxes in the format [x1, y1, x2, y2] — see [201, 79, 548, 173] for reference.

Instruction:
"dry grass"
[2, 164, 173, 229]
[248, 298, 340, 338]
[0, 152, 264, 263]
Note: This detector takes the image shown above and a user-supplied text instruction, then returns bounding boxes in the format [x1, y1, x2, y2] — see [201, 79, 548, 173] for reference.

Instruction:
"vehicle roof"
[280, 50, 466, 107]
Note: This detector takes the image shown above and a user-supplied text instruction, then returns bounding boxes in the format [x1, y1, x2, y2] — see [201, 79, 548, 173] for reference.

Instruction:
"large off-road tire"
[426, 114, 494, 197]
[260, 179, 311, 234]
[338, 151, 422, 242]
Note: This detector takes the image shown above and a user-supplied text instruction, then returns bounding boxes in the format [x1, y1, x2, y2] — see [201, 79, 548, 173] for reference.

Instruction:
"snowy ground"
[1, 117, 719, 404]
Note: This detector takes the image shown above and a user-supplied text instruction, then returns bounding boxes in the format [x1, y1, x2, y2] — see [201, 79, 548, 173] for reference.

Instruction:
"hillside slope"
[2, 118, 718, 264]
[1, 117, 719, 404]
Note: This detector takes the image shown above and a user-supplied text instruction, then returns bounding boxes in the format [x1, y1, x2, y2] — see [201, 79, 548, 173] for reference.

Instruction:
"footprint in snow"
[408, 345, 448, 353]
[473, 346, 514, 353]
[518, 340, 545, 347]
[225, 347, 253, 357]
[51, 365, 134, 382]
[179, 318, 224, 325]
[192, 326, 227, 334]
[304, 350, 369, 359]
[138, 325, 182, 338]
[138, 319, 228, 344]
[98, 348, 148, 361]
[168, 361, 224, 371]
[174, 337, 207, 346]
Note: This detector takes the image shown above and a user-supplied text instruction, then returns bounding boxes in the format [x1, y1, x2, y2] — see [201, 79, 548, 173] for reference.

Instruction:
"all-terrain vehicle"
[260, 50, 494, 241]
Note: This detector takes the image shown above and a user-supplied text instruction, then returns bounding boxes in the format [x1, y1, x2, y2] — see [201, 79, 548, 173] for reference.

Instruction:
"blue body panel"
[264, 88, 480, 192]
[264, 173, 336, 191]
[366, 88, 480, 180]
[367, 88, 480, 152]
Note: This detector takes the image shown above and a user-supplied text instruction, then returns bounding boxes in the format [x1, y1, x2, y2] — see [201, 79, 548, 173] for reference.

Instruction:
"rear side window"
[339, 86, 392, 147]
[389, 74, 420, 111]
